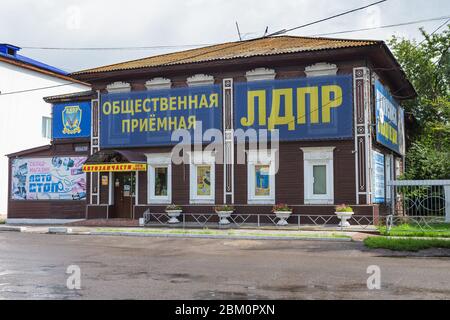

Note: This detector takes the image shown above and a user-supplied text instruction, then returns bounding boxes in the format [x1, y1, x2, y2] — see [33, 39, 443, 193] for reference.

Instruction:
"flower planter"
[274, 211, 292, 226]
[166, 210, 182, 224]
[335, 211, 354, 227]
[216, 211, 233, 225]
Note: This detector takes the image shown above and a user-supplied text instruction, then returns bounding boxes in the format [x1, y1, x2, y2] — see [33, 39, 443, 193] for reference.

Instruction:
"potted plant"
[335, 204, 354, 227]
[165, 204, 182, 224]
[215, 205, 234, 225]
[272, 204, 292, 226]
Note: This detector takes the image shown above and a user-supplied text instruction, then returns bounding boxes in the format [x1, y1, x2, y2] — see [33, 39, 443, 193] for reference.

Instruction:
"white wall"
[0, 61, 89, 215]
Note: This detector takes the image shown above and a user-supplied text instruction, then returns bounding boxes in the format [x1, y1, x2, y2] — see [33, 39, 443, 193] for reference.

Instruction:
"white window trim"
[189, 151, 215, 204]
[245, 68, 276, 82]
[302, 147, 335, 205]
[247, 149, 276, 205]
[186, 74, 214, 87]
[304, 62, 338, 77]
[106, 81, 131, 93]
[145, 77, 171, 90]
[146, 153, 172, 204]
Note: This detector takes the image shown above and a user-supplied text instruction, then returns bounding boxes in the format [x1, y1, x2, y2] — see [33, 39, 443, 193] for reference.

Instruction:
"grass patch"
[95, 228, 351, 239]
[364, 236, 450, 252]
[0, 219, 5, 225]
[378, 223, 450, 238]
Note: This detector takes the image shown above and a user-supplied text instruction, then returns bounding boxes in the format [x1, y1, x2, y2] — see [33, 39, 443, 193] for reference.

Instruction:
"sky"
[0, 0, 449, 73]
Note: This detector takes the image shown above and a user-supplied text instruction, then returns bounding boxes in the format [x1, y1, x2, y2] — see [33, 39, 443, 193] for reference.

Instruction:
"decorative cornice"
[301, 147, 335, 160]
[305, 62, 338, 77]
[245, 68, 276, 82]
[186, 74, 214, 87]
[145, 77, 171, 90]
[106, 81, 131, 93]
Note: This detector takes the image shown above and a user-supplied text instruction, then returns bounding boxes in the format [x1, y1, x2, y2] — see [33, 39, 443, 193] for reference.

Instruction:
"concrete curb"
[6, 219, 84, 225]
[90, 231, 352, 242]
[0, 226, 27, 232]
[48, 227, 73, 234]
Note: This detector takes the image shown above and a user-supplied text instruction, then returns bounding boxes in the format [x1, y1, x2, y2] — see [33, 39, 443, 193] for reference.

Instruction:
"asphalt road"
[0, 231, 449, 300]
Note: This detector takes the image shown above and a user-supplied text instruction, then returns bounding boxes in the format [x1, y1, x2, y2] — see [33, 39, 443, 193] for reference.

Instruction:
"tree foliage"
[388, 25, 450, 179]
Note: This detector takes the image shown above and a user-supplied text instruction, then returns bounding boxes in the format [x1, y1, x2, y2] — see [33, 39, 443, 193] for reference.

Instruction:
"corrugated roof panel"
[72, 36, 379, 75]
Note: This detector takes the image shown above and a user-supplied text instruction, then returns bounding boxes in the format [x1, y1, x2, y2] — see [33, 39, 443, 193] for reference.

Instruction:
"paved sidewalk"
[0, 224, 377, 242]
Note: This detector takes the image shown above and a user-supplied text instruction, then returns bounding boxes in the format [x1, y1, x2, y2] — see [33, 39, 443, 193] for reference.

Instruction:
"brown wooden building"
[7, 36, 416, 222]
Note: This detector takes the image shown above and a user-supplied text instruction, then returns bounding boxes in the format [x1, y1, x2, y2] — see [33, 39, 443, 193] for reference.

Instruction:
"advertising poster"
[196, 166, 211, 196]
[52, 101, 91, 139]
[255, 165, 270, 196]
[11, 156, 87, 200]
[372, 151, 385, 204]
[100, 85, 222, 148]
[375, 80, 404, 155]
[235, 75, 353, 141]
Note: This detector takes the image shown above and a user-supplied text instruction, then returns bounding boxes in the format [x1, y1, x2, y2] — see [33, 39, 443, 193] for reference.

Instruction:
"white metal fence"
[387, 180, 450, 222]
[142, 211, 375, 230]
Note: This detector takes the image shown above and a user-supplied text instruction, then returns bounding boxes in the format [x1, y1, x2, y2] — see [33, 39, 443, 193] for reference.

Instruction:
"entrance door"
[113, 172, 136, 219]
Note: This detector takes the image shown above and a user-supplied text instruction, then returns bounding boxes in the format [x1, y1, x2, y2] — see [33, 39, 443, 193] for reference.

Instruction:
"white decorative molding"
[301, 147, 335, 160]
[146, 153, 172, 204]
[247, 149, 276, 205]
[187, 74, 214, 87]
[188, 151, 216, 204]
[305, 62, 338, 77]
[145, 77, 171, 90]
[301, 147, 335, 205]
[106, 81, 131, 93]
[245, 68, 276, 82]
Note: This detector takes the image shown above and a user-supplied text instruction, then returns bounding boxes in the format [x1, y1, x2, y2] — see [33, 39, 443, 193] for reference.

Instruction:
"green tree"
[388, 25, 450, 179]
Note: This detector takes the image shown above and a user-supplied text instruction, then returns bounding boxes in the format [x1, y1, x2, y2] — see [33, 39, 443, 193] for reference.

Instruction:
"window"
[147, 154, 172, 204]
[189, 152, 215, 204]
[42, 116, 52, 139]
[155, 167, 168, 196]
[313, 165, 327, 195]
[247, 149, 276, 204]
[302, 147, 335, 204]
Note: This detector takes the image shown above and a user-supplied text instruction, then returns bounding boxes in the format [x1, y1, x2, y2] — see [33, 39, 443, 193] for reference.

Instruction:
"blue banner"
[52, 101, 91, 139]
[100, 86, 222, 147]
[235, 75, 353, 141]
[375, 80, 402, 154]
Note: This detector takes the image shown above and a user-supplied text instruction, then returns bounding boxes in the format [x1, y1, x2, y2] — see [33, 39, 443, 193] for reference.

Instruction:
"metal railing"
[385, 214, 448, 234]
[142, 210, 376, 230]
[387, 180, 450, 221]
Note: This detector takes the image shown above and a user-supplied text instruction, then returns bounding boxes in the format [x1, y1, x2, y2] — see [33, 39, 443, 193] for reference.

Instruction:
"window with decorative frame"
[146, 153, 172, 204]
[301, 147, 335, 204]
[189, 151, 215, 204]
[247, 149, 276, 204]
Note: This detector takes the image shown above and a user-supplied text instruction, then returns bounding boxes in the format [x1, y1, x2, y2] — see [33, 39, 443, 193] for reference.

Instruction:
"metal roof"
[43, 90, 96, 103]
[0, 44, 68, 75]
[72, 36, 380, 75]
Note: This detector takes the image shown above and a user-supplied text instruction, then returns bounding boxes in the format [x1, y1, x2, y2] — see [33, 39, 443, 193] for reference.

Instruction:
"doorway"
[113, 172, 136, 219]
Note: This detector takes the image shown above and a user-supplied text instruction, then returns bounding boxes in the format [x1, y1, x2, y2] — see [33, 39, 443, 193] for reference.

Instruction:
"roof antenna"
[235, 21, 242, 41]
[263, 26, 269, 37]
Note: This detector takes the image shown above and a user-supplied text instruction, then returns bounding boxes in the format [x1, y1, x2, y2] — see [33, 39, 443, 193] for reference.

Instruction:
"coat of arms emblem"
[62, 106, 82, 134]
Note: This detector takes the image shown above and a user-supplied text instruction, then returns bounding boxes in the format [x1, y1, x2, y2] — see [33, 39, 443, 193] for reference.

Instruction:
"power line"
[266, 0, 388, 37]
[417, 18, 450, 45]
[21, 1, 388, 51]
[21, 44, 213, 51]
[310, 15, 450, 37]
[0, 82, 78, 96]
[19, 16, 448, 52]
